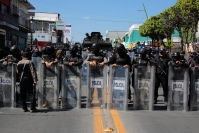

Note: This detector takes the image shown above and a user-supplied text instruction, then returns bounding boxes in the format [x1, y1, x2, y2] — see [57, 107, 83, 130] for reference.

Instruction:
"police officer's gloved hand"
[133, 64, 138, 68]
[16, 82, 20, 86]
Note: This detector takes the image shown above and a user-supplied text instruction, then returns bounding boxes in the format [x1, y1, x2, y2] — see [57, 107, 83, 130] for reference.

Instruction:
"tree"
[161, 5, 186, 50]
[139, 15, 173, 45]
[176, 0, 199, 44]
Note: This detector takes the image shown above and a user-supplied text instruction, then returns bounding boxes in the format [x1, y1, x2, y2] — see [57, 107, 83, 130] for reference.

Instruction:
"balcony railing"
[19, 17, 35, 31]
[12, 5, 19, 16]
[0, 13, 18, 27]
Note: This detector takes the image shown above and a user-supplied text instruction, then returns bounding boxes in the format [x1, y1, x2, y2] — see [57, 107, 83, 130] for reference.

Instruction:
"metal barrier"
[188, 67, 198, 111]
[167, 65, 189, 111]
[0, 63, 16, 108]
[86, 64, 107, 108]
[61, 65, 81, 109]
[107, 65, 129, 111]
[134, 66, 155, 110]
[38, 63, 59, 109]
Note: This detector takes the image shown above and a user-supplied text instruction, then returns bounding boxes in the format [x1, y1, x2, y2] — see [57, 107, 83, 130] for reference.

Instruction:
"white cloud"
[84, 16, 90, 20]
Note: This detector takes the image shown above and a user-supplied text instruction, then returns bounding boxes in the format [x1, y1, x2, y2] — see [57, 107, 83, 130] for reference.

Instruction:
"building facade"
[27, 12, 65, 50]
[125, 24, 181, 48]
[0, 0, 35, 50]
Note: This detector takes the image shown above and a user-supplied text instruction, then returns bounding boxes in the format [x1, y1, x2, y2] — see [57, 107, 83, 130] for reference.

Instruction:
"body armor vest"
[115, 54, 126, 65]
[136, 57, 148, 66]
[89, 54, 103, 63]
[68, 56, 79, 62]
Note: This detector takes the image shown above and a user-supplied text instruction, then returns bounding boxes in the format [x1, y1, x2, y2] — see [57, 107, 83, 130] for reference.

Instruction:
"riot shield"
[86, 64, 107, 108]
[0, 63, 16, 108]
[129, 51, 134, 62]
[106, 51, 112, 59]
[61, 65, 81, 109]
[134, 66, 155, 110]
[38, 63, 59, 109]
[167, 66, 189, 111]
[32, 57, 42, 100]
[107, 65, 129, 111]
[82, 51, 88, 60]
[66, 50, 70, 56]
[189, 68, 199, 111]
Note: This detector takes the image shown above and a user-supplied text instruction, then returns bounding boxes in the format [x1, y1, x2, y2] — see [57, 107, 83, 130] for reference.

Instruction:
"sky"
[28, 0, 177, 42]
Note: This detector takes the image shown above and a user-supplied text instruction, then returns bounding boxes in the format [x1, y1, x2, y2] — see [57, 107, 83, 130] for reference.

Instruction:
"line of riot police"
[0, 42, 199, 111]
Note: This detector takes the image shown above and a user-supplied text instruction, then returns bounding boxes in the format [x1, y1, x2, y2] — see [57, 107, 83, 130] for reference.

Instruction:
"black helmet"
[91, 43, 100, 52]
[42, 46, 47, 55]
[22, 48, 31, 57]
[3, 46, 10, 56]
[159, 49, 166, 53]
[173, 52, 180, 57]
[45, 46, 55, 55]
[10, 45, 19, 54]
[69, 45, 78, 55]
[85, 33, 89, 36]
[146, 47, 152, 53]
[115, 43, 125, 54]
[138, 48, 146, 55]
[172, 52, 180, 60]
[191, 52, 197, 58]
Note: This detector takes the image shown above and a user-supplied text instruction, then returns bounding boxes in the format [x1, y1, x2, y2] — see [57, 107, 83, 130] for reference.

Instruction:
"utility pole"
[142, 3, 148, 19]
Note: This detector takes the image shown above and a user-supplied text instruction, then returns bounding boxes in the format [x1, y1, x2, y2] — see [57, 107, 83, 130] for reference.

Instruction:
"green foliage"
[139, 0, 199, 49]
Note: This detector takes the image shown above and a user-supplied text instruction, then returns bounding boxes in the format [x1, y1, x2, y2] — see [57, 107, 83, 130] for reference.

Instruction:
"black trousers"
[20, 84, 36, 110]
[154, 74, 168, 99]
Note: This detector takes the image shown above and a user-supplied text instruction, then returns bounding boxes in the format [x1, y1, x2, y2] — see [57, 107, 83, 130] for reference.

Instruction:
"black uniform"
[64, 45, 83, 66]
[83, 43, 108, 105]
[109, 44, 132, 100]
[153, 49, 171, 104]
[16, 52, 37, 111]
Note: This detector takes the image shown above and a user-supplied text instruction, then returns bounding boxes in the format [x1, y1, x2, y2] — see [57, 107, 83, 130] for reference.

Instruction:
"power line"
[33, 0, 143, 20]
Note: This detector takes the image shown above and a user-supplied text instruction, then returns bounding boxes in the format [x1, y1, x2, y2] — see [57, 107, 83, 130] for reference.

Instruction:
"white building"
[28, 12, 64, 50]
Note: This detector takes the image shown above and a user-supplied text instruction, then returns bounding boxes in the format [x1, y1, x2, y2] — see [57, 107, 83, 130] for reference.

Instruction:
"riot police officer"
[83, 43, 108, 106]
[169, 52, 189, 68]
[84, 43, 108, 66]
[0, 45, 20, 65]
[16, 48, 38, 112]
[64, 45, 83, 66]
[42, 46, 56, 68]
[153, 49, 171, 104]
[132, 48, 150, 66]
[109, 43, 132, 102]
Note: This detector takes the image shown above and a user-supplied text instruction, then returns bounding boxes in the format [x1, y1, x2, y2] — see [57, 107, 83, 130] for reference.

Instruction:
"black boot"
[154, 98, 157, 104]
[164, 97, 168, 105]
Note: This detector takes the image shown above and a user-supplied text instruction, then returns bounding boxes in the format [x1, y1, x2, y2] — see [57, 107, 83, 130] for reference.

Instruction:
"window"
[2, 4, 8, 14]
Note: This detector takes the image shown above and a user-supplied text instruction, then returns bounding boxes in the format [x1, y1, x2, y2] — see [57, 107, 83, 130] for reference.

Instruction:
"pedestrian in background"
[32, 47, 42, 57]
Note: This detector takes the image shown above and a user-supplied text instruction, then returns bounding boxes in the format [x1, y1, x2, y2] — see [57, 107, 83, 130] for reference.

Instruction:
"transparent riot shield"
[106, 51, 112, 59]
[38, 63, 59, 109]
[82, 51, 87, 60]
[189, 68, 199, 111]
[86, 64, 107, 108]
[66, 51, 70, 56]
[32, 57, 42, 101]
[0, 63, 16, 108]
[61, 65, 81, 109]
[167, 66, 189, 111]
[107, 65, 129, 111]
[129, 51, 134, 62]
[134, 66, 155, 110]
